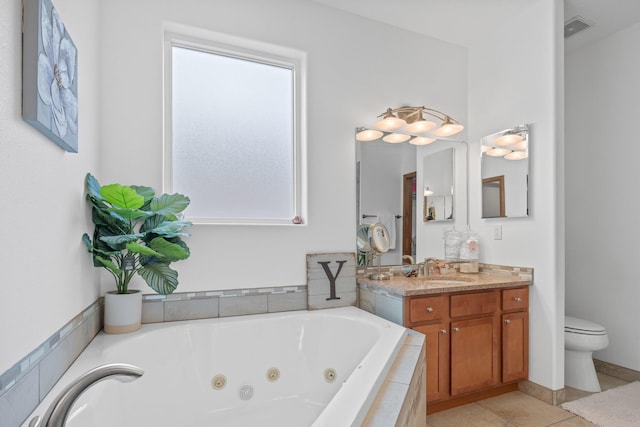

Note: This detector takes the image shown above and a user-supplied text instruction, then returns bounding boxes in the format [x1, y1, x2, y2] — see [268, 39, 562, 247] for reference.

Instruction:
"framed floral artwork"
[22, 0, 78, 152]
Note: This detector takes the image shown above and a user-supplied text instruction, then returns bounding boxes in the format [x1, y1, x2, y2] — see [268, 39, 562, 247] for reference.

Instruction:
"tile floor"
[426, 373, 630, 427]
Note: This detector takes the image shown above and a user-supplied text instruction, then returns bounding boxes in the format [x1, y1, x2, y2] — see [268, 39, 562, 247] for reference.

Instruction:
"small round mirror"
[357, 223, 373, 254]
[369, 223, 390, 254]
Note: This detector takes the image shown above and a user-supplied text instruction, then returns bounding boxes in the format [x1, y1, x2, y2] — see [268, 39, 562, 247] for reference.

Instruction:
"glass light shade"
[481, 145, 493, 153]
[405, 120, 437, 134]
[504, 151, 528, 160]
[424, 187, 434, 196]
[375, 116, 406, 131]
[494, 133, 524, 146]
[486, 147, 512, 157]
[513, 140, 528, 151]
[409, 136, 436, 145]
[433, 122, 464, 137]
[356, 129, 383, 141]
[383, 133, 411, 143]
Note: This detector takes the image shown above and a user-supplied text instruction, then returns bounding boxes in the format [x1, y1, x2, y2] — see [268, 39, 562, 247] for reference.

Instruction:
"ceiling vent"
[565, 16, 594, 38]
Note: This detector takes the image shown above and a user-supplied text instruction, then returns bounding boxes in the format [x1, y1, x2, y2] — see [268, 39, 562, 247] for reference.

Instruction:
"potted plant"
[82, 173, 191, 333]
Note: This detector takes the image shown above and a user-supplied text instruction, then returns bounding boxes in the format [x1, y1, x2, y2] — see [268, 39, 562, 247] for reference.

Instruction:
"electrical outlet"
[493, 225, 502, 240]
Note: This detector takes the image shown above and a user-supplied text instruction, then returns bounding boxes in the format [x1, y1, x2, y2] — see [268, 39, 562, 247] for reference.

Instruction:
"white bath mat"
[561, 381, 640, 427]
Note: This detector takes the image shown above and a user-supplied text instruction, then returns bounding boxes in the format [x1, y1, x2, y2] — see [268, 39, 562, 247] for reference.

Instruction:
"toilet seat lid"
[565, 316, 606, 335]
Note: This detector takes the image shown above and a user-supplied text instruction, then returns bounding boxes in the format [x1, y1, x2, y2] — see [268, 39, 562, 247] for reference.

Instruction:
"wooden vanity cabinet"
[502, 288, 529, 383]
[414, 323, 450, 402]
[405, 287, 528, 413]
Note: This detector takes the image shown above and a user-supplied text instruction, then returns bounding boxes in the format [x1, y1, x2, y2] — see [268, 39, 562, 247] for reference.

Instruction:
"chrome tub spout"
[29, 363, 144, 427]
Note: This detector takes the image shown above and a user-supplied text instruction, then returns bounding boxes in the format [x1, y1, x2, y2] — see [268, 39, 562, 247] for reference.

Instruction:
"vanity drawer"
[408, 295, 448, 324]
[450, 291, 499, 318]
[502, 287, 529, 311]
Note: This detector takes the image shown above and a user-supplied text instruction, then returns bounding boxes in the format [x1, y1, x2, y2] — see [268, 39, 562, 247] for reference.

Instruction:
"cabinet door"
[415, 323, 449, 402]
[450, 316, 500, 396]
[502, 312, 529, 383]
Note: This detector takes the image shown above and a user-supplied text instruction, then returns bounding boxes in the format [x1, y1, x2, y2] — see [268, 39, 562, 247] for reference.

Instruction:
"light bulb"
[409, 137, 436, 145]
[383, 133, 411, 143]
[405, 120, 437, 134]
[494, 133, 524, 146]
[356, 129, 383, 141]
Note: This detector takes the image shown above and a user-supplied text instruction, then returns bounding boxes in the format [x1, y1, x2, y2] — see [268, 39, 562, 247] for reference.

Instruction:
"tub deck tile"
[219, 294, 268, 317]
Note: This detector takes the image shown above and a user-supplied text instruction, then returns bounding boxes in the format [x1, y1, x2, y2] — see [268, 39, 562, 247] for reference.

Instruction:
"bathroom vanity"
[357, 266, 531, 414]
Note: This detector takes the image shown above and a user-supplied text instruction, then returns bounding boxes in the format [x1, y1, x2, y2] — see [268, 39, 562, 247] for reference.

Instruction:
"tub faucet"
[29, 363, 144, 427]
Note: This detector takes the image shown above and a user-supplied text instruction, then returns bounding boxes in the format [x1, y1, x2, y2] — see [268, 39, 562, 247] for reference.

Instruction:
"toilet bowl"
[565, 315, 609, 392]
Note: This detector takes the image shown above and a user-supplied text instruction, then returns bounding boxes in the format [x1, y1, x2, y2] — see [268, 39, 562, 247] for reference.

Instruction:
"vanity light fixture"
[481, 124, 529, 161]
[424, 187, 434, 196]
[357, 106, 464, 143]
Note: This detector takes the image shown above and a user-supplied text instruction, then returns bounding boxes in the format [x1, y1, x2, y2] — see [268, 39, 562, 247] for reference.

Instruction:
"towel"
[361, 215, 378, 225]
[379, 214, 396, 250]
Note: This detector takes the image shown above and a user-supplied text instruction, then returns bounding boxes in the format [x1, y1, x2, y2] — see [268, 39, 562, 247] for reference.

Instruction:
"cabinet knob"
[514, 297, 522, 302]
[440, 329, 447, 335]
[426, 307, 434, 313]
[505, 319, 511, 324]
[453, 327, 460, 332]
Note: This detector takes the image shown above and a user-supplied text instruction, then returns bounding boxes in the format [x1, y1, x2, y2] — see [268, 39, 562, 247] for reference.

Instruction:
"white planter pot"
[104, 290, 142, 334]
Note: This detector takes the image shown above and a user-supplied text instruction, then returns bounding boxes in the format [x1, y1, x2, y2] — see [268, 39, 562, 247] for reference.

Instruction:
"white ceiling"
[312, 0, 640, 52]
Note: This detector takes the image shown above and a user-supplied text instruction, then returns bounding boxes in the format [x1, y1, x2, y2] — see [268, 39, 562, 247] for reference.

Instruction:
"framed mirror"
[356, 136, 463, 266]
[481, 124, 529, 218]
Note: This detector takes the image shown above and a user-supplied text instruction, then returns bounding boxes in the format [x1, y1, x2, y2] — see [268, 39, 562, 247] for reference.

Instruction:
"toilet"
[565, 316, 609, 392]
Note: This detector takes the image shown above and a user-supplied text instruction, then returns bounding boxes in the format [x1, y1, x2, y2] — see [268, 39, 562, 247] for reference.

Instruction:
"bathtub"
[25, 306, 407, 427]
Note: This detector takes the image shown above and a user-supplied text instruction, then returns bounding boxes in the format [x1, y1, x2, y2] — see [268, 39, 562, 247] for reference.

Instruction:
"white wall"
[468, 0, 564, 390]
[98, 0, 467, 293]
[566, 21, 640, 371]
[0, 0, 102, 373]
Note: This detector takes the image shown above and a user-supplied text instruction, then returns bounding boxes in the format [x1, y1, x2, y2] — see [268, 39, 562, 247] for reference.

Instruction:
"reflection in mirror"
[357, 136, 465, 266]
[422, 148, 454, 223]
[481, 124, 529, 218]
[356, 137, 414, 266]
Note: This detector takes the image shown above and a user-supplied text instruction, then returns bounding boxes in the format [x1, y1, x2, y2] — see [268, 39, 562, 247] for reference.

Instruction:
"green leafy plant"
[82, 173, 191, 295]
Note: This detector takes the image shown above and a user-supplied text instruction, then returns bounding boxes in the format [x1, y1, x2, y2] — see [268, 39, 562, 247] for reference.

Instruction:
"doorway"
[402, 172, 416, 263]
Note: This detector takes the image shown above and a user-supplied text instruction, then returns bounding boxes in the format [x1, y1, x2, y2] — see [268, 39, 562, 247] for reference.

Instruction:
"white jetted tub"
[25, 306, 407, 427]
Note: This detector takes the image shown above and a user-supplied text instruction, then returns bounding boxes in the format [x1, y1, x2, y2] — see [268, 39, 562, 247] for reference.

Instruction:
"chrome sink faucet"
[402, 255, 415, 264]
[29, 363, 144, 427]
[424, 257, 440, 276]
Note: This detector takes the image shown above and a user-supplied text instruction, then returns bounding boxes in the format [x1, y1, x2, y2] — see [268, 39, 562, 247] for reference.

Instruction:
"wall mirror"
[423, 148, 454, 223]
[356, 136, 462, 266]
[481, 124, 529, 218]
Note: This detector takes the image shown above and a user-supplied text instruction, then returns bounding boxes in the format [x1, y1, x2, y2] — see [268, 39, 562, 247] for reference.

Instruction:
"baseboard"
[517, 360, 640, 408]
[518, 380, 565, 406]
[594, 359, 640, 383]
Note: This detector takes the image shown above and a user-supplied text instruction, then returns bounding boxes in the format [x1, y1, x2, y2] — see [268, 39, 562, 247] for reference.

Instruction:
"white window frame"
[163, 26, 306, 225]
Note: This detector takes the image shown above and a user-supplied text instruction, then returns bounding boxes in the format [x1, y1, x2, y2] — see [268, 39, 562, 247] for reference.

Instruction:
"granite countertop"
[357, 271, 532, 297]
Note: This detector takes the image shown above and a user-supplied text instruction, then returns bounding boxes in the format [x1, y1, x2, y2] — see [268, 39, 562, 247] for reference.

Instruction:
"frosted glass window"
[169, 44, 298, 223]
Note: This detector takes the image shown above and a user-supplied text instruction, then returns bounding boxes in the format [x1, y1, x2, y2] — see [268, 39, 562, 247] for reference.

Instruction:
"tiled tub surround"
[1, 284, 424, 427]
[0, 300, 102, 427]
[0, 285, 307, 427]
[18, 307, 411, 427]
